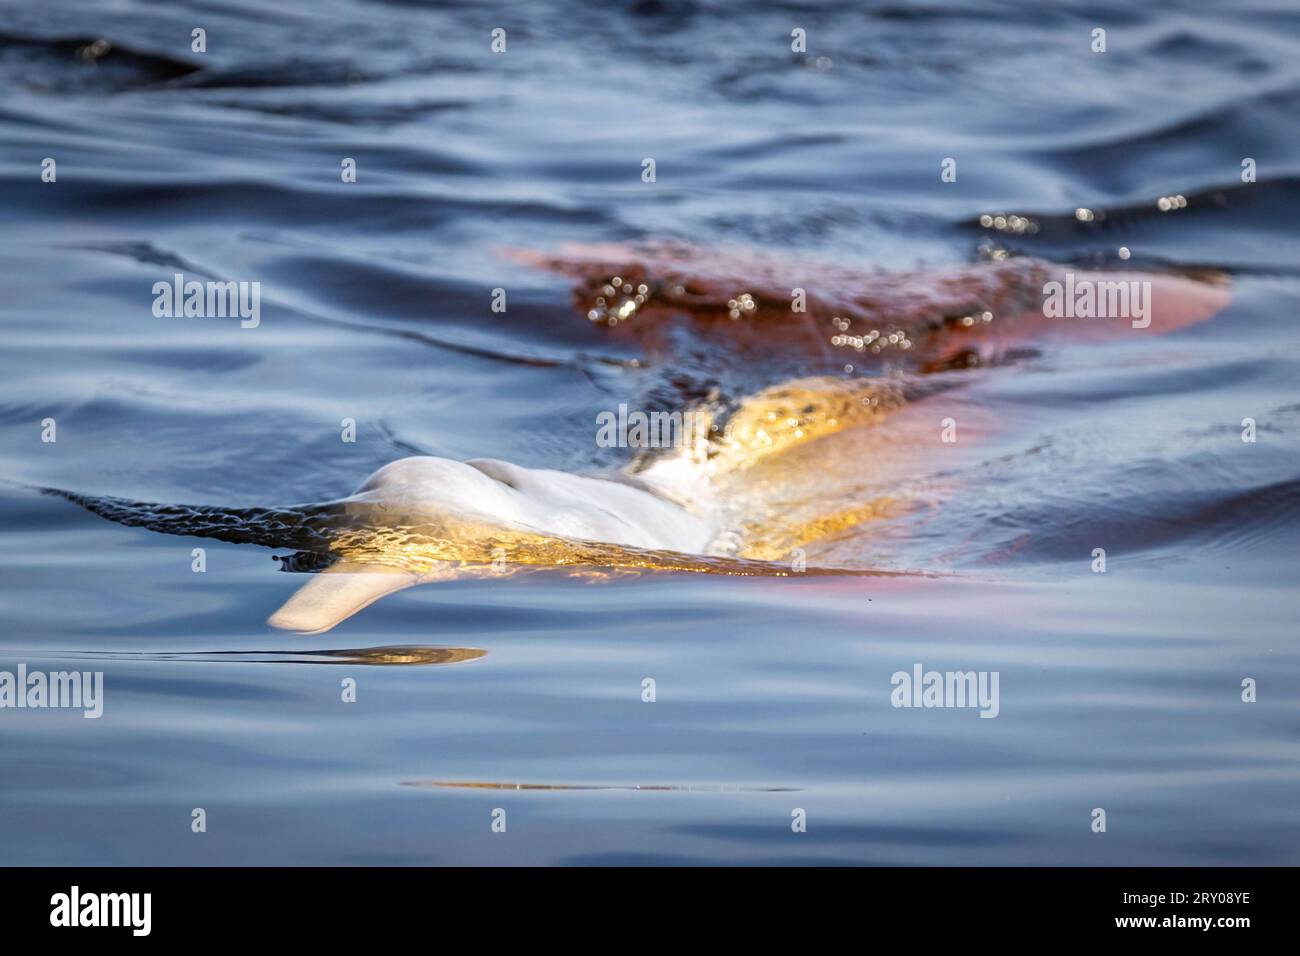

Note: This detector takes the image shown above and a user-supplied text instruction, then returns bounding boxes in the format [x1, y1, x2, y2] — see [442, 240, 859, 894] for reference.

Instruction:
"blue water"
[1, 0, 1298, 864]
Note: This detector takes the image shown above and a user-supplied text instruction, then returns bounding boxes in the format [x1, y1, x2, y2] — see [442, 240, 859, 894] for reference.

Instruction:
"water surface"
[1, 0, 1298, 865]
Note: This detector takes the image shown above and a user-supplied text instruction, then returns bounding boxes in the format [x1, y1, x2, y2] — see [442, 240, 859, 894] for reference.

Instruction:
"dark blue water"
[1, 0, 1298, 864]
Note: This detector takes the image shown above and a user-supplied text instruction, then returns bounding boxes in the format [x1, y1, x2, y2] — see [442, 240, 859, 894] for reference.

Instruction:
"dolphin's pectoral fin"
[268, 561, 459, 634]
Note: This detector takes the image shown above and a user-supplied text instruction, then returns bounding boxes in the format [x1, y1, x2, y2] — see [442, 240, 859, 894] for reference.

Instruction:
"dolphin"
[48, 246, 1232, 634]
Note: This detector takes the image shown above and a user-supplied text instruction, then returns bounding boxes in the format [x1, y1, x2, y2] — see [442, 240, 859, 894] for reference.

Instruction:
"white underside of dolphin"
[267, 455, 716, 634]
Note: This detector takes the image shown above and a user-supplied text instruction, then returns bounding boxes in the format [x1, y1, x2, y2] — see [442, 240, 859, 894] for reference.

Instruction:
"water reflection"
[60, 645, 487, 666]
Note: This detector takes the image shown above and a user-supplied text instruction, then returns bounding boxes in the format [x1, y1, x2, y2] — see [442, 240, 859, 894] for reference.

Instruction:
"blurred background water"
[1, 0, 1298, 864]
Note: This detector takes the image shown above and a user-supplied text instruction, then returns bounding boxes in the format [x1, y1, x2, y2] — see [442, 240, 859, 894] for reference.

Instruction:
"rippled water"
[2, 0, 1298, 864]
